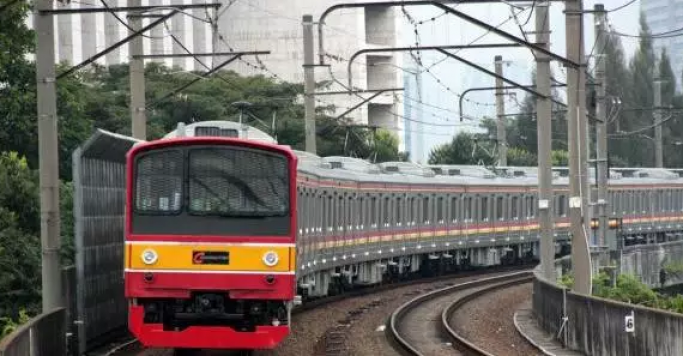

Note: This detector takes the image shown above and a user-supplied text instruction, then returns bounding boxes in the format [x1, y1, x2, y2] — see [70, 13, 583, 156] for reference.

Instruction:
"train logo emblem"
[192, 251, 230, 265]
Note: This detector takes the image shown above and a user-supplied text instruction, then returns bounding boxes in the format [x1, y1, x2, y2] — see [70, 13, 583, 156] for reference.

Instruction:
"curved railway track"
[103, 265, 535, 356]
[387, 270, 534, 356]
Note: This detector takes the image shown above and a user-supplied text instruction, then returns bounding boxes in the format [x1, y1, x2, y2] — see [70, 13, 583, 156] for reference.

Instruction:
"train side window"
[394, 197, 405, 226]
[496, 196, 504, 221]
[450, 196, 459, 223]
[480, 196, 489, 222]
[511, 196, 519, 220]
[422, 196, 430, 224]
[463, 196, 472, 221]
[437, 197, 444, 224]
[381, 197, 389, 227]
[558, 195, 566, 217]
[405, 197, 412, 225]
[359, 196, 365, 229]
[525, 195, 534, 219]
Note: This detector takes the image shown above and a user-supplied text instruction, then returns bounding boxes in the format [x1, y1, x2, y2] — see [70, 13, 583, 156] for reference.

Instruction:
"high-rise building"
[641, 0, 683, 89]
[213, 1, 404, 146]
[51, 0, 404, 149]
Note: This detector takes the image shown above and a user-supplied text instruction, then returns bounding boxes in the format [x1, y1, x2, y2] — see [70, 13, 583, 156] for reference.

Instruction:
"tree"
[602, 28, 636, 166]
[370, 129, 402, 163]
[505, 68, 567, 154]
[551, 150, 569, 166]
[507, 147, 536, 166]
[657, 49, 682, 167]
[428, 132, 494, 165]
[617, 12, 657, 166]
[0, 153, 42, 329]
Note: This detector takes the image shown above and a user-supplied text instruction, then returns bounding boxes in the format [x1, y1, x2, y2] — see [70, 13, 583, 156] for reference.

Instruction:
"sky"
[400, 0, 643, 163]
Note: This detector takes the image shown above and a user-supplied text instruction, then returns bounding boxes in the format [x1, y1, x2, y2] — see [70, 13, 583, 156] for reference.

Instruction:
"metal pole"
[35, 0, 63, 311]
[495, 55, 507, 166]
[594, 4, 608, 248]
[129, 0, 146, 140]
[654, 67, 663, 168]
[565, 0, 591, 294]
[580, 51, 592, 241]
[535, 1, 554, 281]
[303, 14, 317, 154]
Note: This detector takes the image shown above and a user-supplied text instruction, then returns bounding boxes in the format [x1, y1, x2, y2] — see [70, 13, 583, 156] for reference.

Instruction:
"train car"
[123, 130, 298, 351]
[120, 120, 683, 352]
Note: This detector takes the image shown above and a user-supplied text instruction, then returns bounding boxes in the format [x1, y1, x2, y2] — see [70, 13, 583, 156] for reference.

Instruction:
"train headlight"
[263, 251, 279, 267]
[141, 249, 158, 265]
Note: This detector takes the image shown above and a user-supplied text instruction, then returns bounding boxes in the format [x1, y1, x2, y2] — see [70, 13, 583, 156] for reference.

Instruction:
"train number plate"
[192, 251, 230, 265]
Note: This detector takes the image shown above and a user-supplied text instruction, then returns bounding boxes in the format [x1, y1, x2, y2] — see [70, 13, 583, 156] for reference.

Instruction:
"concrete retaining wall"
[533, 245, 683, 356]
[621, 240, 683, 288]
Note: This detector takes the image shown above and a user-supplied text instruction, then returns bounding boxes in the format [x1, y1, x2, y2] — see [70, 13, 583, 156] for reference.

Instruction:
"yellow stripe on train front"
[126, 243, 293, 273]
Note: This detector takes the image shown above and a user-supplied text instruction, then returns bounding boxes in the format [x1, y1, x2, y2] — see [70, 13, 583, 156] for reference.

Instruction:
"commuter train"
[124, 121, 683, 352]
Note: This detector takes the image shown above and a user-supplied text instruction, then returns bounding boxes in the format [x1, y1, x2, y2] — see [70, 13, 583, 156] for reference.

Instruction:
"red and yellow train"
[122, 121, 683, 353]
[124, 135, 298, 351]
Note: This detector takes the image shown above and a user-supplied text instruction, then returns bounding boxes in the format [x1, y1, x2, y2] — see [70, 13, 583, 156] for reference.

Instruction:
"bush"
[0, 309, 30, 339]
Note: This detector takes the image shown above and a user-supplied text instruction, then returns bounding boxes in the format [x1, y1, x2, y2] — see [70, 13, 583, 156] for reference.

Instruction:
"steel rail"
[387, 270, 533, 355]
[441, 275, 534, 356]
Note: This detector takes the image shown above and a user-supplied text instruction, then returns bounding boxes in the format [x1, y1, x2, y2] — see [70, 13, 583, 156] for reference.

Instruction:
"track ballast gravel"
[449, 283, 542, 356]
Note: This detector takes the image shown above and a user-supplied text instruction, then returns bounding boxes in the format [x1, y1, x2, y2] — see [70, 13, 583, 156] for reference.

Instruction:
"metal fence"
[0, 308, 66, 356]
[533, 247, 683, 356]
[72, 130, 142, 354]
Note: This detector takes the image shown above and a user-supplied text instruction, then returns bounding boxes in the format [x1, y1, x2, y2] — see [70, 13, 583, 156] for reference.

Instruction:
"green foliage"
[1, 309, 30, 339]
[559, 273, 574, 288]
[590, 272, 683, 313]
[0, 152, 42, 325]
[371, 129, 401, 163]
[507, 147, 536, 166]
[551, 150, 569, 166]
[428, 132, 493, 165]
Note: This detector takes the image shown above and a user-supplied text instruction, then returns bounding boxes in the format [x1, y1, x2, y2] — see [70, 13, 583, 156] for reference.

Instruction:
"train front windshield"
[132, 145, 291, 237]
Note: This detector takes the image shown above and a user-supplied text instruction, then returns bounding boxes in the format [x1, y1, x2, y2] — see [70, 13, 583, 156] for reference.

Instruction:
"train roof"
[157, 121, 683, 187]
[164, 120, 278, 144]
[294, 151, 683, 187]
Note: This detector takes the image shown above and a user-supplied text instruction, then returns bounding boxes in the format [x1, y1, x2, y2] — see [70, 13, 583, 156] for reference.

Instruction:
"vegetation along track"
[388, 270, 534, 356]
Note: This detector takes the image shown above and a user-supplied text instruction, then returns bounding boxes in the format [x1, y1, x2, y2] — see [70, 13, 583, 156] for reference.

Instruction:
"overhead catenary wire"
[608, 0, 636, 13]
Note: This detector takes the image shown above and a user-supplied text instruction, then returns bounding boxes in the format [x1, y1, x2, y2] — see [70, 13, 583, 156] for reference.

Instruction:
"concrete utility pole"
[129, 0, 146, 140]
[35, 0, 63, 312]
[495, 55, 507, 166]
[302, 14, 317, 154]
[535, 1, 554, 281]
[654, 67, 663, 168]
[565, 0, 592, 295]
[594, 4, 609, 248]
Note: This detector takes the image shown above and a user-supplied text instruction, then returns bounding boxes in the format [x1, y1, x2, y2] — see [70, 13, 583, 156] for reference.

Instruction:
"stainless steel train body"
[293, 153, 683, 297]
[166, 121, 683, 299]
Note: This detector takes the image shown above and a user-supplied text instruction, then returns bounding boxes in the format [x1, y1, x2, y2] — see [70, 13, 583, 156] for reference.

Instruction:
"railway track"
[387, 270, 534, 356]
